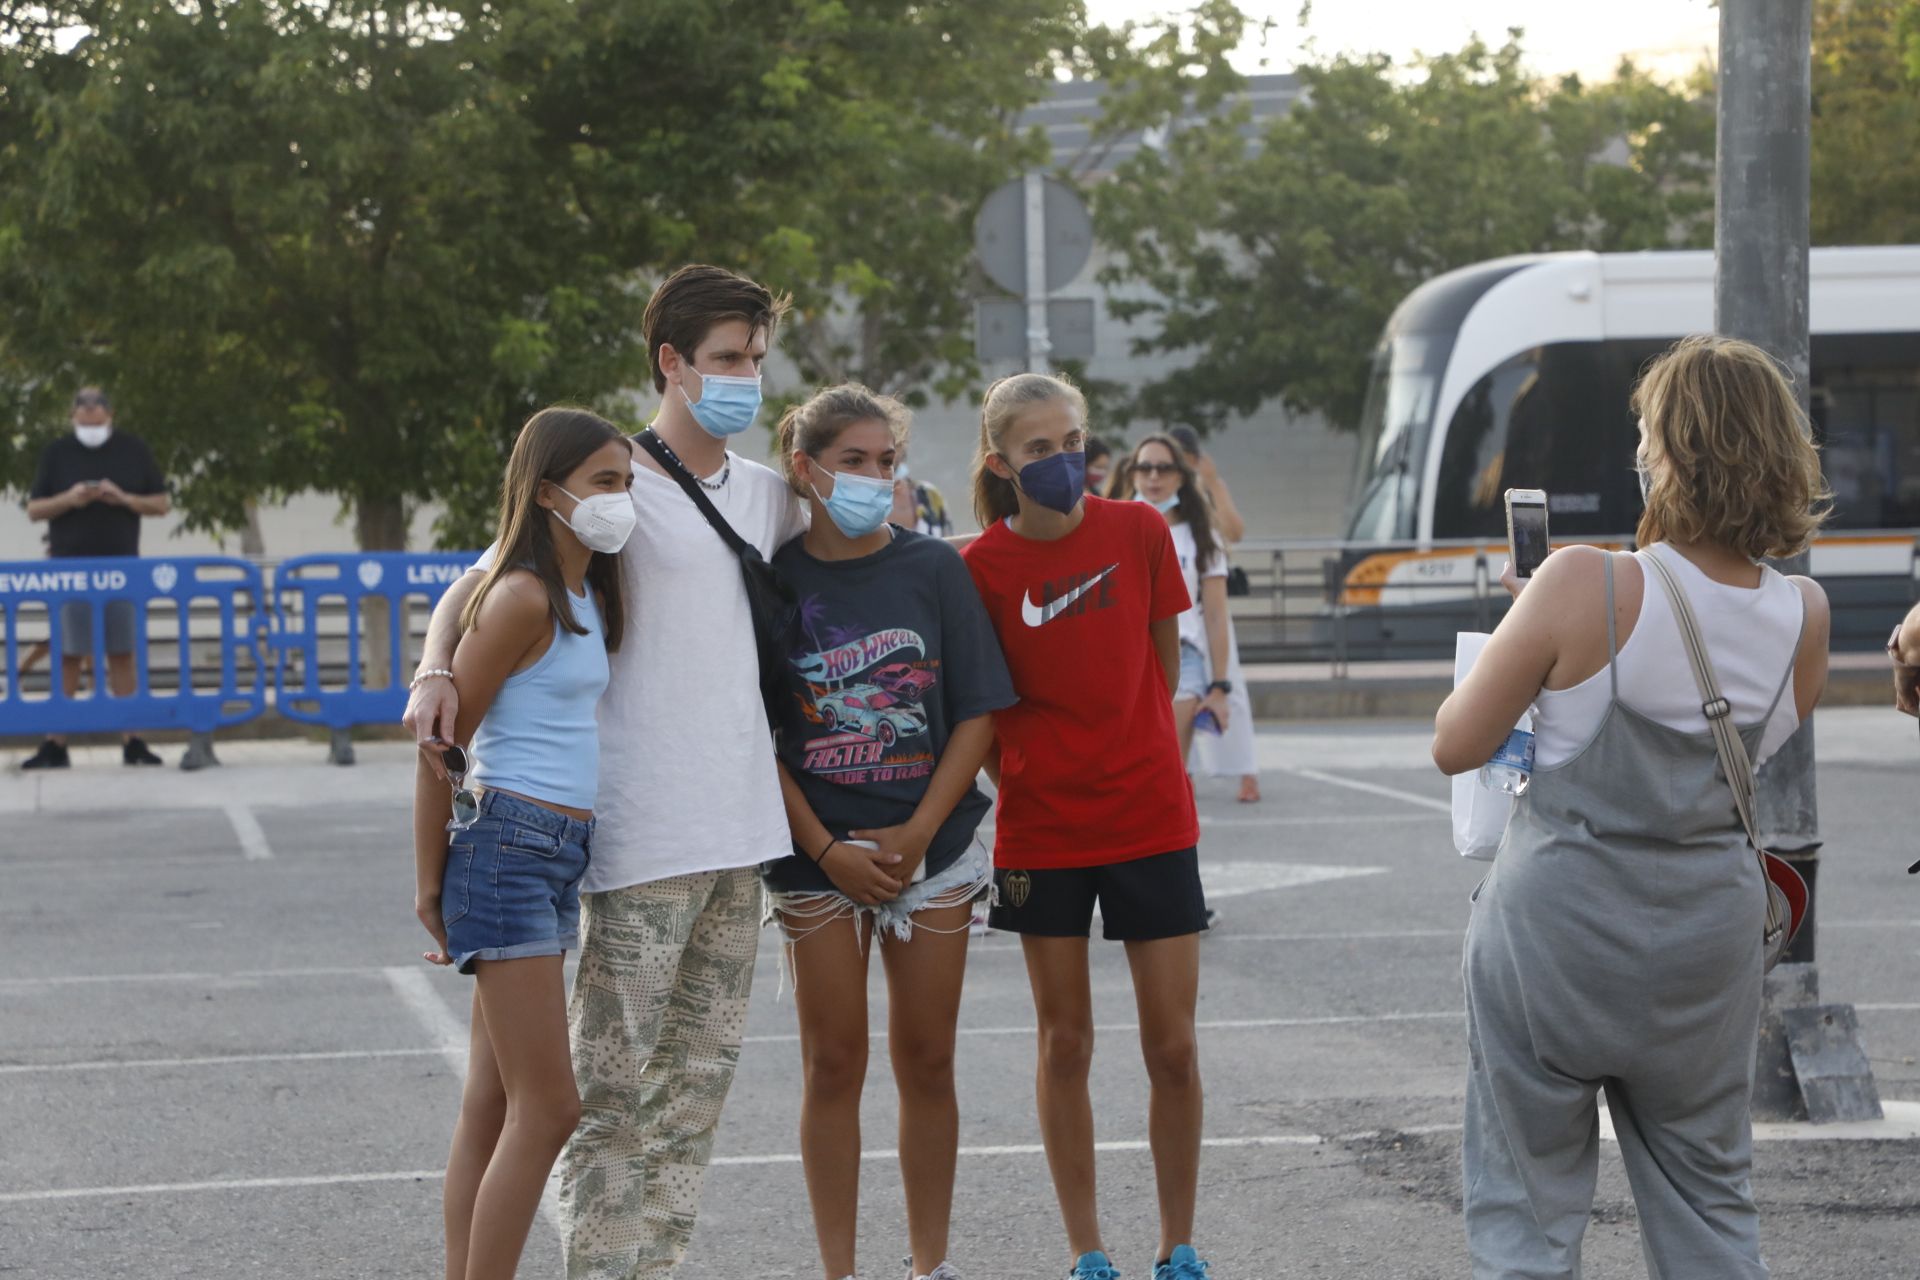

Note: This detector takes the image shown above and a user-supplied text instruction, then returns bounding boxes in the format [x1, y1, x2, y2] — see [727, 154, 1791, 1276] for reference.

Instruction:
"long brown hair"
[970, 372, 1089, 526]
[1632, 335, 1831, 560]
[463, 407, 631, 651]
[1106, 434, 1221, 573]
[775, 383, 911, 496]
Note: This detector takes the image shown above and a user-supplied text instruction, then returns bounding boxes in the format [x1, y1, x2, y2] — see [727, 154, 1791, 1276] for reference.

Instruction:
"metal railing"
[1224, 535, 1920, 667]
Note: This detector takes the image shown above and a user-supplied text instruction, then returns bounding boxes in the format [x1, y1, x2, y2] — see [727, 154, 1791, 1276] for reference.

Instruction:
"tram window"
[1811, 333, 1920, 530]
[1433, 343, 1640, 539]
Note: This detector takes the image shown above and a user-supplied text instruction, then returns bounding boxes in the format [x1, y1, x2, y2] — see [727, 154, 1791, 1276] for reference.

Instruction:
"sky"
[1086, 0, 1723, 84]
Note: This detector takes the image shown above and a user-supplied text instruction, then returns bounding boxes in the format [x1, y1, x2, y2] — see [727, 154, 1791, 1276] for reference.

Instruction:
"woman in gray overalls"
[1433, 335, 1833, 1278]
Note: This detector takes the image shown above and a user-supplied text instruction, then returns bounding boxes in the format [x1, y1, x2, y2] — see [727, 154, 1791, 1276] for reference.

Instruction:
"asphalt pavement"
[4, 711, 1920, 1278]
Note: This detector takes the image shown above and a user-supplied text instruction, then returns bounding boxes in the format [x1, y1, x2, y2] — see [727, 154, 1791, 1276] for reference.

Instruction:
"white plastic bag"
[1451, 631, 1511, 860]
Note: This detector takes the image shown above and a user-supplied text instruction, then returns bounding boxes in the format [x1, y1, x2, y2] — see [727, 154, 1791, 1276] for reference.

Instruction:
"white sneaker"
[907, 1263, 963, 1280]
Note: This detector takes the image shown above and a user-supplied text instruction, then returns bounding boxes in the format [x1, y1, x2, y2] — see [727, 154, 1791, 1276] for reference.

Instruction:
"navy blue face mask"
[1006, 450, 1086, 516]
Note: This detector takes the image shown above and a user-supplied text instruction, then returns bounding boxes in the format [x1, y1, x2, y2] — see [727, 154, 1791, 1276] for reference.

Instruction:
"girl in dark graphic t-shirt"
[764, 384, 1016, 1280]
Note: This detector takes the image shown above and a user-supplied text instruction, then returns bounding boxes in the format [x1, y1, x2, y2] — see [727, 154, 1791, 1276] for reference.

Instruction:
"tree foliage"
[0, 0, 1233, 548]
[1812, 0, 1920, 245]
[2, 1, 655, 548]
[1090, 35, 1716, 435]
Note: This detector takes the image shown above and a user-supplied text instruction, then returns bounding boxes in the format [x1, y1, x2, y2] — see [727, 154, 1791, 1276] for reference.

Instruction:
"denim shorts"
[441, 790, 592, 975]
[60, 599, 137, 657]
[1175, 640, 1209, 701]
[765, 840, 993, 946]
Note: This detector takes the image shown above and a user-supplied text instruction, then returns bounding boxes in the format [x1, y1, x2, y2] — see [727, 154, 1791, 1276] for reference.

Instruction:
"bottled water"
[1480, 710, 1535, 797]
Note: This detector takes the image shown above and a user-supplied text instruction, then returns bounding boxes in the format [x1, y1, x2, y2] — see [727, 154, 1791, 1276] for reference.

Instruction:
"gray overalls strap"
[1462, 551, 1802, 1279]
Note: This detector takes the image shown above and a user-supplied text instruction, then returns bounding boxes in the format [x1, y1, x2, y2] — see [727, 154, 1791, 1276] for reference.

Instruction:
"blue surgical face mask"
[1135, 493, 1180, 515]
[812, 466, 895, 539]
[1006, 450, 1085, 516]
[680, 369, 763, 437]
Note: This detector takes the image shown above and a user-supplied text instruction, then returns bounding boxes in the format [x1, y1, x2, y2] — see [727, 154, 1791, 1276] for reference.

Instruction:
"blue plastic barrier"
[0, 556, 267, 738]
[269, 552, 476, 758]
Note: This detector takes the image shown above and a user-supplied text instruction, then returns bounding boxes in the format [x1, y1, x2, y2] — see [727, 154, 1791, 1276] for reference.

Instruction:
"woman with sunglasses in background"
[1107, 436, 1232, 761]
[410, 407, 635, 1280]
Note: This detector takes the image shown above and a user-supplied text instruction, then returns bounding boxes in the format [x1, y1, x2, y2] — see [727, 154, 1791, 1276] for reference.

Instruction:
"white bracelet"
[409, 668, 455, 691]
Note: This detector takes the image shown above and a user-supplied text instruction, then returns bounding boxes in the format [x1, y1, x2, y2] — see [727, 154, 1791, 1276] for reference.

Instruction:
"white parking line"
[1272, 766, 1452, 815]
[0, 1126, 1469, 1203]
[1198, 813, 1442, 828]
[382, 967, 468, 1069]
[0, 1047, 442, 1076]
[743, 1009, 1460, 1046]
[381, 965, 567, 1240]
[224, 802, 273, 861]
[1201, 928, 1464, 944]
[0, 1010, 1465, 1075]
[0, 965, 388, 990]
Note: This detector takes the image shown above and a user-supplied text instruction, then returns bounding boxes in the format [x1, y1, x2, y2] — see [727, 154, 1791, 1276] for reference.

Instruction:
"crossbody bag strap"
[636, 430, 753, 560]
[1640, 550, 1763, 851]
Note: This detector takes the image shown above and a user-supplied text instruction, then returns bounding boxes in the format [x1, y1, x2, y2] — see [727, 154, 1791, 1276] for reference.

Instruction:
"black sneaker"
[21, 738, 70, 770]
[123, 736, 164, 767]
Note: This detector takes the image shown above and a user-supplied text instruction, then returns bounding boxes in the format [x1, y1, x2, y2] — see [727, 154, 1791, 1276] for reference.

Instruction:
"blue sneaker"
[1153, 1246, 1211, 1280]
[1069, 1251, 1121, 1280]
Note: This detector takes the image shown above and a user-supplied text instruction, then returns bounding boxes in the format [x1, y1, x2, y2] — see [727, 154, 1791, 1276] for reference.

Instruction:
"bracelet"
[811, 838, 837, 865]
[409, 668, 455, 691]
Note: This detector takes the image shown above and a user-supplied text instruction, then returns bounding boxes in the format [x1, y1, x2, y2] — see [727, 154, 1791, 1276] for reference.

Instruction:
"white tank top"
[1532, 544, 1805, 770]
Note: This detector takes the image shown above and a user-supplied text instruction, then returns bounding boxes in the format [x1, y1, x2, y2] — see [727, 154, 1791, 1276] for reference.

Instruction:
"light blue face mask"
[681, 370, 763, 437]
[813, 466, 896, 538]
[1135, 493, 1181, 515]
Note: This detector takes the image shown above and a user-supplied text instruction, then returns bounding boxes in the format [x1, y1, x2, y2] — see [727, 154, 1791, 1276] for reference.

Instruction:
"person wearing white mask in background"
[22, 386, 173, 771]
[405, 265, 811, 1279]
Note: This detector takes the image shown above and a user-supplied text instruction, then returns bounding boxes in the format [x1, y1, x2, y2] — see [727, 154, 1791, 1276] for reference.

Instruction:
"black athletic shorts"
[988, 847, 1207, 942]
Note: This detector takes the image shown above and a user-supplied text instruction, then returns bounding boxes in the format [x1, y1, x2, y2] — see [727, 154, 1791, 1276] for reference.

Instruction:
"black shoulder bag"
[636, 431, 799, 729]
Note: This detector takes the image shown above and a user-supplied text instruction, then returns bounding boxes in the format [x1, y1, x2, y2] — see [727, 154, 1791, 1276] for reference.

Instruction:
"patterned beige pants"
[560, 866, 763, 1279]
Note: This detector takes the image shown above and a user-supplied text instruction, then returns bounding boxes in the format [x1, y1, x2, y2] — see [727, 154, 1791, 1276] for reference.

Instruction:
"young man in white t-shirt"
[405, 265, 806, 1279]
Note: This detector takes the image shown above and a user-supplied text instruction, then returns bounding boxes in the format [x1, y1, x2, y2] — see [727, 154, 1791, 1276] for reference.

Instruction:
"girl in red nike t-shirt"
[961, 372, 1213, 1280]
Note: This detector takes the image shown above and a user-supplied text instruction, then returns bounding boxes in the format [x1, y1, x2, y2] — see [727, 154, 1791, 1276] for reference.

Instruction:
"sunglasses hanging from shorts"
[437, 742, 482, 831]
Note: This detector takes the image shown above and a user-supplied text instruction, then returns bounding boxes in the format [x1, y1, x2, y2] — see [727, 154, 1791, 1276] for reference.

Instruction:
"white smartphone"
[1505, 488, 1550, 579]
[846, 839, 927, 885]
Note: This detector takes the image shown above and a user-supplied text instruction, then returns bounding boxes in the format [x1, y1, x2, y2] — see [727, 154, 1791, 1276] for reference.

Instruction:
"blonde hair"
[970, 372, 1090, 526]
[1631, 335, 1831, 560]
[774, 383, 911, 496]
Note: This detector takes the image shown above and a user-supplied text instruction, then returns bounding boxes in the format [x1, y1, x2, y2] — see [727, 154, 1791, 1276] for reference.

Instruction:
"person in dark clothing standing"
[21, 387, 172, 769]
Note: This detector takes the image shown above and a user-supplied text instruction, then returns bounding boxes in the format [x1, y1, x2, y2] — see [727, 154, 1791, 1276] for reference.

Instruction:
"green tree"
[2, 1, 650, 550]
[1090, 36, 1714, 435]
[3, 1, 1237, 549]
[1813, 0, 1920, 245]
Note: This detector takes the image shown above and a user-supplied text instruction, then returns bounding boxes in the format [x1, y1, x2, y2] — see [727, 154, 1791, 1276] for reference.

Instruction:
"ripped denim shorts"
[763, 839, 993, 947]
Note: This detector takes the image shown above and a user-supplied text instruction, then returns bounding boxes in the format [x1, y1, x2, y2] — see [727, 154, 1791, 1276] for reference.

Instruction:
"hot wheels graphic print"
[790, 595, 938, 784]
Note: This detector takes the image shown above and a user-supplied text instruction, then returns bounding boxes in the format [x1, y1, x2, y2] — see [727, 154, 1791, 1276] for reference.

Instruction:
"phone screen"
[1507, 494, 1550, 579]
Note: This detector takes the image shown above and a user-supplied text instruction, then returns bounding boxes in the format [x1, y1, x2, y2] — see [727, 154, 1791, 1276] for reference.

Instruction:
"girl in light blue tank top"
[409, 407, 635, 1280]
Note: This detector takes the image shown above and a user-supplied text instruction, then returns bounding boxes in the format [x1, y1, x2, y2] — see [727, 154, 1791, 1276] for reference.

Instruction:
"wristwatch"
[1207, 679, 1233, 695]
